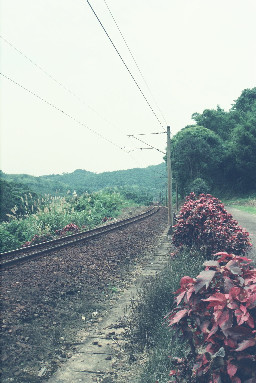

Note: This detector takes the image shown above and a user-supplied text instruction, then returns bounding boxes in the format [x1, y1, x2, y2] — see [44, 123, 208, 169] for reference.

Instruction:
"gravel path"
[227, 207, 256, 262]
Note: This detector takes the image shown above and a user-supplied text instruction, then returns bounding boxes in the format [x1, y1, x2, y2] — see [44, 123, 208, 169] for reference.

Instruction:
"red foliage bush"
[56, 223, 79, 236]
[166, 252, 256, 382]
[172, 193, 251, 257]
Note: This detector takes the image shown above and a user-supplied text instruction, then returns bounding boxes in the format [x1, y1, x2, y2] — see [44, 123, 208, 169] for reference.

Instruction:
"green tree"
[229, 112, 256, 192]
[231, 87, 256, 113]
[171, 126, 224, 197]
[192, 106, 233, 140]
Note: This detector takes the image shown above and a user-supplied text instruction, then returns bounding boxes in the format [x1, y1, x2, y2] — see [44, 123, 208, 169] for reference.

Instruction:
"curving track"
[0, 206, 159, 269]
[0, 206, 168, 383]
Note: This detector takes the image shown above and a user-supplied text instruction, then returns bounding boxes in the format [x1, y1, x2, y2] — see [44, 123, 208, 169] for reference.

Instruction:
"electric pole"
[167, 126, 173, 230]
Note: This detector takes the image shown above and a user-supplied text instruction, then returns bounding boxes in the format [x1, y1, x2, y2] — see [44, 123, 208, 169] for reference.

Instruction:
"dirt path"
[227, 207, 256, 262]
[46, 226, 171, 383]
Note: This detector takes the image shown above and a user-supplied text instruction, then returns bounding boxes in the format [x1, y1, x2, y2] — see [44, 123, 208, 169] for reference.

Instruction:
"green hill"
[0, 164, 167, 221]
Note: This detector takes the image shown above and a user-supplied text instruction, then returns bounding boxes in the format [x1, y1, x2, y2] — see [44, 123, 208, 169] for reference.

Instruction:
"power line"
[0, 34, 123, 135]
[127, 135, 165, 155]
[0, 38, 165, 171]
[0, 71, 128, 152]
[103, 0, 168, 126]
[86, 0, 165, 130]
[135, 132, 166, 136]
[0, 35, 165, 155]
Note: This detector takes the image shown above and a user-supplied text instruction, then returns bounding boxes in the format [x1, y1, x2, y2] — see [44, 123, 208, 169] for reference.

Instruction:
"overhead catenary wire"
[129, 132, 166, 136]
[0, 36, 166, 173]
[0, 71, 129, 153]
[0, 35, 165, 159]
[127, 135, 165, 155]
[0, 34, 124, 137]
[86, 0, 165, 131]
[103, 0, 168, 126]
[0, 43, 166, 174]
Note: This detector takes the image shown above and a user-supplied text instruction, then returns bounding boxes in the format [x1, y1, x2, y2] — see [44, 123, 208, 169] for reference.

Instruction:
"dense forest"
[171, 87, 256, 197]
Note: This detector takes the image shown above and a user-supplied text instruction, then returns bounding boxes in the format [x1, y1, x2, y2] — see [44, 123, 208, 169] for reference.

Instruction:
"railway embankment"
[0, 206, 168, 383]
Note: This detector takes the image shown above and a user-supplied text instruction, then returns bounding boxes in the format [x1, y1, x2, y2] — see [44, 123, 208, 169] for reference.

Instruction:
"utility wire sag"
[128, 135, 165, 155]
[86, 0, 164, 130]
[0, 72, 128, 152]
[0, 34, 124, 136]
[103, 0, 167, 126]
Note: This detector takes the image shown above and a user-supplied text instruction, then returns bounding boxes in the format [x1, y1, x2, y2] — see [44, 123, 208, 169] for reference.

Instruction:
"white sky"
[0, 0, 255, 176]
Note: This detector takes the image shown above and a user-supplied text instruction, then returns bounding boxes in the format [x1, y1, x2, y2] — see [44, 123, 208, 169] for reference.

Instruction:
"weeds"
[0, 191, 135, 252]
[127, 248, 204, 383]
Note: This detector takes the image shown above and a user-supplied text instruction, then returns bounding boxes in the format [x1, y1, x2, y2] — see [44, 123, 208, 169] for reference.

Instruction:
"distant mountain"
[0, 163, 167, 197]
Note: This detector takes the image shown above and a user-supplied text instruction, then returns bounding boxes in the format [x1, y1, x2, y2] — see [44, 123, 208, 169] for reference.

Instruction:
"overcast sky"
[0, 0, 255, 176]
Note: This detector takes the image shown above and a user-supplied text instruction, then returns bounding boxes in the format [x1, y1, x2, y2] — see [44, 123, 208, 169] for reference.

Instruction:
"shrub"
[58, 223, 79, 236]
[0, 225, 21, 252]
[186, 178, 210, 196]
[172, 193, 251, 257]
[166, 252, 256, 382]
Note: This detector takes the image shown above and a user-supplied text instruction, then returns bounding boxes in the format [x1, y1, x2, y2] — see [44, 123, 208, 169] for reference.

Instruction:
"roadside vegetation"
[0, 190, 142, 252]
[128, 193, 255, 383]
[223, 196, 256, 215]
[171, 87, 256, 198]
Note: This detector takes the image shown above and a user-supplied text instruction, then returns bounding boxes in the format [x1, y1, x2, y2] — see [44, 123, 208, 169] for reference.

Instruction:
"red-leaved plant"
[172, 193, 251, 257]
[56, 223, 79, 236]
[166, 252, 256, 382]
[22, 233, 54, 247]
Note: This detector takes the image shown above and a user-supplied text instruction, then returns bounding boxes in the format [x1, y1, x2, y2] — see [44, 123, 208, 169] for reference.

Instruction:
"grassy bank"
[228, 204, 256, 215]
[127, 248, 204, 383]
[223, 195, 256, 214]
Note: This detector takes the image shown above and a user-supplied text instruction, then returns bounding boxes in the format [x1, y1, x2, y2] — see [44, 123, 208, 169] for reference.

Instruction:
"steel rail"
[0, 207, 159, 269]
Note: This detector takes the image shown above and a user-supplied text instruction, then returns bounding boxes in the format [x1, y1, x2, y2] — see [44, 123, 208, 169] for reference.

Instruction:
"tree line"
[171, 87, 256, 197]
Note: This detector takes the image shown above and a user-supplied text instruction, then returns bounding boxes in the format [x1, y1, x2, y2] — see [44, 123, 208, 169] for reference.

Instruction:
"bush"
[0, 190, 131, 252]
[0, 225, 21, 252]
[166, 252, 256, 382]
[172, 193, 251, 257]
[186, 178, 210, 196]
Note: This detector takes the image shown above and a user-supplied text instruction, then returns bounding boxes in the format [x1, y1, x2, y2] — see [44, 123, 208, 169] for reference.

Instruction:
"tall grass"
[0, 191, 134, 252]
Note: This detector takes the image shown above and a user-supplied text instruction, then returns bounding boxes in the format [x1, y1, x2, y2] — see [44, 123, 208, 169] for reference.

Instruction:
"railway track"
[0, 206, 159, 269]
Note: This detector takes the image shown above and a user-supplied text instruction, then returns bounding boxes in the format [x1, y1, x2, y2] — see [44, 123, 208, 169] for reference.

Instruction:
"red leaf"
[227, 359, 237, 377]
[231, 377, 241, 383]
[224, 277, 235, 292]
[235, 339, 256, 351]
[168, 309, 188, 326]
[200, 320, 210, 333]
[247, 293, 256, 309]
[229, 287, 242, 300]
[203, 292, 227, 304]
[224, 337, 237, 348]
[203, 260, 219, 267]
[194, 270, 216, 293]
[176, 291, 186, 305]
[218, 309, 233, 331]
[180, 276, 195, 288]
[226, 260, 242, 275]
[186, 286, 194, 302]
[212, 373, 222, 383]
